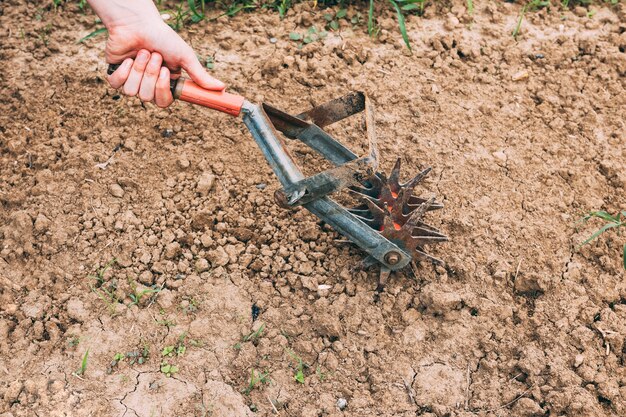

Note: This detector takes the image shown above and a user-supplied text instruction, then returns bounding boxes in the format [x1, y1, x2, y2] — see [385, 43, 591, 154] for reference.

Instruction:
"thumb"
[182, 51, 225, 91]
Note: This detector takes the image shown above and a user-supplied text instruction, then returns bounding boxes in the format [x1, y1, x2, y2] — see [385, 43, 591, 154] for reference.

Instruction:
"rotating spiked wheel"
[349, 159, 448, 286]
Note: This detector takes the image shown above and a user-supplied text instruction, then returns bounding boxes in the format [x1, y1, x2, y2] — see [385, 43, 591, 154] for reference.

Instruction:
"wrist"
[88, 0, 162, 31]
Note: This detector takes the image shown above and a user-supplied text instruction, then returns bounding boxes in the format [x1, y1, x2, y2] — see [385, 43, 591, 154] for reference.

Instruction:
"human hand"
[88, 0, 224, 107]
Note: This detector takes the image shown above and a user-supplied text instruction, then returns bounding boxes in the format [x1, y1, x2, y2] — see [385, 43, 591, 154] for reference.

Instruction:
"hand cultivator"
[108, 65, 447, 285]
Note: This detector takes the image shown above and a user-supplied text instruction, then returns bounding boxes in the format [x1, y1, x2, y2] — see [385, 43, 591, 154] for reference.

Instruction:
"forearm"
[87, 0, 161, 29]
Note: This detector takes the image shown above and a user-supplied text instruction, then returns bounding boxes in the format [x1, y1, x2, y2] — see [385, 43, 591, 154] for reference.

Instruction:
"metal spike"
[388, 158, 402, 192]
[412, 248, 444, 265]
[407, 196, 444, 211]
[404, 198, 434, 229]
[403, 167, 432, 193]
[411, 226, 448, 240]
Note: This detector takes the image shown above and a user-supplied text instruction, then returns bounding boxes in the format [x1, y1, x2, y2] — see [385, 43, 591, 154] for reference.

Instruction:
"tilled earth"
[1, 0, 626, 416]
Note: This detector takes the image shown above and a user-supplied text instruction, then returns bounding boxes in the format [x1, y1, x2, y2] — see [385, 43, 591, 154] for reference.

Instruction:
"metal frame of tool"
[240, 92, 412, 271]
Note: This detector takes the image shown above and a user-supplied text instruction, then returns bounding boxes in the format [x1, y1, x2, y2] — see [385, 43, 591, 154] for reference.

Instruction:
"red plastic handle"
[174, 80, 244, 117]
[107, 64, 244, 117]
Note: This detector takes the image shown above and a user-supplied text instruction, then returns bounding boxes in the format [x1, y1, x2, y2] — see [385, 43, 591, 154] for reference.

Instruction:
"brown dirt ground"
[1, 0, 626, 416]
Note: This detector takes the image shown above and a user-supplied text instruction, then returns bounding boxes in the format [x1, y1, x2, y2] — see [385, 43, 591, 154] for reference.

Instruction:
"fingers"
[108, 50, 173, 108]
[138, 53, 163, 102]
[181, 50, 225, 91]
[122, 49, 151, 97]
[154, 67, 174, 108]
[107, 58, 133, 89]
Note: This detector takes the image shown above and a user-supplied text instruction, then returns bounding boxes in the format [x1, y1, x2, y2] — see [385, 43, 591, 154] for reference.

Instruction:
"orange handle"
[106, 64, 244, 117]
[173, 79, 244, 117]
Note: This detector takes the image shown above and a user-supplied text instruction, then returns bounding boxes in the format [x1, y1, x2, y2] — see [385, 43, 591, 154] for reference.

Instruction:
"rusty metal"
[350, 159, 448, 268]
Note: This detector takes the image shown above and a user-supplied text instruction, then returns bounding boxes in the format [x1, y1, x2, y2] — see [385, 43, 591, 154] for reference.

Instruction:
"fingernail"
[137, 51, 149, 63]
[123, 58, 133, 68]
[159, 68, 168, 79]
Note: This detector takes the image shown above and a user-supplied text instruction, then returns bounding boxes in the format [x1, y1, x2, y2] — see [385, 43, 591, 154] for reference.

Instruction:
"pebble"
[512, 70, 529, 81]
[574, 354, 585, 367]
[200, 233, 214, 248]
[269, 37, 277, 44]
[4, 381, 23, 404]
[208, 246, 229, 267]
[444, 13, 460, 31]
[317, 284, 332, 297]
[164, 242, 181, 259]
[34, 213, 51, 233]
[161, 129, 174, 138]
[492, 151, 507, 162]
[139, 270, 154, 285]
[337, 398, 347, 411]
[177, 156, 190, 170]
[231, 227, 253, 242]
[197, 172, 215, 196]
[255, 183, 267, 190]
[195, 258, 209, 272]
[109, 183, 124, 198]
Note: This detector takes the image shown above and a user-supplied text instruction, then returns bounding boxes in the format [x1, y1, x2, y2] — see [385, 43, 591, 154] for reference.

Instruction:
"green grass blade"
[512, 4, 527, 39]
[581, 223, 620, 247]
[388, 0, 411, 51]
[368, 0, 375, 36]
[585, 211, 619, 223]
[78, 27, 107, 43]
[623, 244, 626, 270]
[78, 348, 89, 375]
[188, 0, 203, 18]
[467, 0, 474, 15]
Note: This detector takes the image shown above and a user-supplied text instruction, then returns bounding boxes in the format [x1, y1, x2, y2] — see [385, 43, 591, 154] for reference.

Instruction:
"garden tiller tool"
[108, 65, 447, 283]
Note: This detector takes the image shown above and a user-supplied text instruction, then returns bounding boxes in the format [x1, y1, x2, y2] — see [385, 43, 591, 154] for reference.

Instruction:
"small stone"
[512, 70, 529, 81]
[301, 227, 319, 241]
[420, 285, 462, 315]
[231, 227, 253, 242]
[109, 183, 124, 198]
[574, 354, 585, 367]
[117, 253, 132, 268]
[492, 151, 507, 162]
[161, 128, 174, 138]
[207, 246, 229, 267]
[138, 270, 154, 285]
[269, 37, 277, 44]
[34, 213, 51, 233]
[314, 312, 342, 338]
[255, 183, 267, 190]
[514, 272, 545, 293]
[301, 275, 318, 292]
[66, 297, 89, 322]
[337, 398, 347, 410]
[197, 172, 215, 196]
[573, 6, 587, 17]
[192, 211, 214, 231]
[200, 233, 213, 248]
[195, 258, 209, 272]
[177, 156, 190, 170]
[444, 13, 459, 31]
[157, 289, 174, 309]
[317, 284, 332, 297]
[164, 242, 181, 259]
[4, 381, 23, 404]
